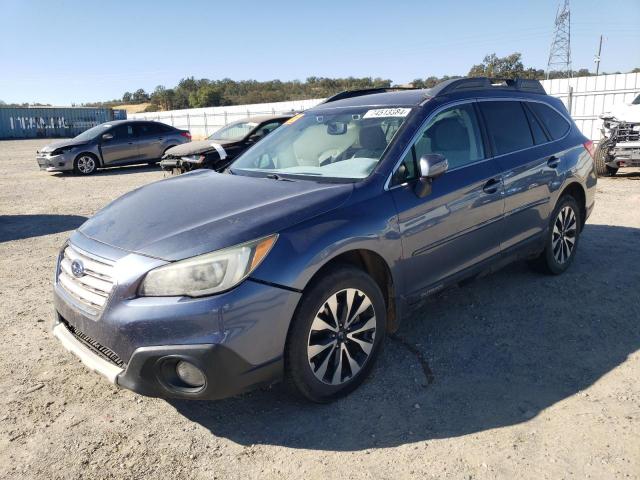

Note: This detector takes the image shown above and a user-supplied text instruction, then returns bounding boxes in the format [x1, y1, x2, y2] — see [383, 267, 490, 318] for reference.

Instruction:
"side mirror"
[102, 133, 114, 142]
[414, 153, 448, 198]
[418, 153, 448, 179]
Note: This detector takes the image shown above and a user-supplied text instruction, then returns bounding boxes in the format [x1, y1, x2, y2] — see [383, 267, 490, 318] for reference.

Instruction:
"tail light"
[583, 140, 596, 159]
[181, 131, 191, 140]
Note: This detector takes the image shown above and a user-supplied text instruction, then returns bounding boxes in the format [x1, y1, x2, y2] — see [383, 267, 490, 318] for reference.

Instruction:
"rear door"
[478, 100, 563, 250]
[135, 122, 167, 160]
[389, 101, 504, 300]
[100, 124, 138, 165]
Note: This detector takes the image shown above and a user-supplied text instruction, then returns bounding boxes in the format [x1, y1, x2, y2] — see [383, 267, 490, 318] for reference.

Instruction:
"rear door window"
[523, 103, 549, 145]
[137, 122, 165, 136]
[527, 102, 570, 140]
[479, 101, 533, 155]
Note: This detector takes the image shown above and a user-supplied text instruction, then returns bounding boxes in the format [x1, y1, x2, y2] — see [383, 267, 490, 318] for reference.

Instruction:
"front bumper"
[52, 234, 302, 400]
[610, 142, 640, 167]
[36, 152, 74, 172]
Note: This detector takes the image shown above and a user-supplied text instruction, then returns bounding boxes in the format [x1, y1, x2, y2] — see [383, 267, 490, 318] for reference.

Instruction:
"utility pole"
[546, 0, 572, 79]
[594, 34, 603, 76]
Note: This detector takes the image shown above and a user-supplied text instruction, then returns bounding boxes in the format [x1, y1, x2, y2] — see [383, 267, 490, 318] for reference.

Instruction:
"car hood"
[78, 170, 353, 261]
[164, 139, 239, 157]
[39, 138, 90, 153]
[602, 103, 640, 123]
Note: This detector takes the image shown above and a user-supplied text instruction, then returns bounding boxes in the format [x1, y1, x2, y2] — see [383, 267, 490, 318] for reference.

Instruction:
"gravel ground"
[1, 138, 639, 480]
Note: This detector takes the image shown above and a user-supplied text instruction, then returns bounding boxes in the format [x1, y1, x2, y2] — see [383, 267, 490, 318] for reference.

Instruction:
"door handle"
[547, 155, 560, 168]
[483, 178, 501, 194]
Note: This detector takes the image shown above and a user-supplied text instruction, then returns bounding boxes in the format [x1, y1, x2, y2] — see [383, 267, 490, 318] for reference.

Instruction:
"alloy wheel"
[552, 205, 577, 264]
[307, 288, 376, 385]
[77, 155, 95, 174]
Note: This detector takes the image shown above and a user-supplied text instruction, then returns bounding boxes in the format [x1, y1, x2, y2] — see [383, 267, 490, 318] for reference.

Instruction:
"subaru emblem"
[71, 259, 85, 278]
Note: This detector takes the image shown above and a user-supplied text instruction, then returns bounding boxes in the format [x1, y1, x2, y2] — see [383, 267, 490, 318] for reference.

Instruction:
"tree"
[468, 53, 528, 79]
[122, 92, 132, 103]
[189, 84, 222, 108]
[132, 88, 149, 103]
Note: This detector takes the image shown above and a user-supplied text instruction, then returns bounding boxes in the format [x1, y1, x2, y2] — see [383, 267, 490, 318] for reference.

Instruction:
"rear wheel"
[285, 266, 386, 402]
[529, 195, 581, 275]
[73, 153, 97, 175]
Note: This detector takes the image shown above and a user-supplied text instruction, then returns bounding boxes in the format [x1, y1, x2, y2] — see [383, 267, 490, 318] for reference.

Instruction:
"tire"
[594, 141, 617, 177]
[285, 266, 386, 403]
[529, 195, 581, 275]
[73, 153, 98, 175]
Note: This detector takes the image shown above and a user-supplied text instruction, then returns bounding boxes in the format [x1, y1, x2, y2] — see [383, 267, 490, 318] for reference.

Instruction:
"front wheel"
[594, 141, 616, 176]
[285, 266, 386, 402]
[73, 153, 98, 175]
[529, 195, 581, 275]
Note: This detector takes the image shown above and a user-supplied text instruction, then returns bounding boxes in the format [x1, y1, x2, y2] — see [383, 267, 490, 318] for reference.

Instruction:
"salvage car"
[36, 120, 191, 175]
[159, 114, 292, 174]
[594, 93, 640, 176]
[52, 77, 596, 403]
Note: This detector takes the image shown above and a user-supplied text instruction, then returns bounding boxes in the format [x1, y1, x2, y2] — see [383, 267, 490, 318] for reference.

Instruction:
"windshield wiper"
[266, 173, 294, 181]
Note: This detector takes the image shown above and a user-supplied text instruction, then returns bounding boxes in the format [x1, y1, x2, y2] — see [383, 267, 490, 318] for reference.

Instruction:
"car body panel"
[78, 169, 353, 261]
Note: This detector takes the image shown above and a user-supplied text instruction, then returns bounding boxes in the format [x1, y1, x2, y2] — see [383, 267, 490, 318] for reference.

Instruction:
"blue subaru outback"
[52, 78, 597, 402]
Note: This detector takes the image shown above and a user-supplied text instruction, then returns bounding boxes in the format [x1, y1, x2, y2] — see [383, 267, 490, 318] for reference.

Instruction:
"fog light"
[175, 361, 206, 388]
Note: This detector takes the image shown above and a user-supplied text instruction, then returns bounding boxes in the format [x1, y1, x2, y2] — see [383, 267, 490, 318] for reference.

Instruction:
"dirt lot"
[0, 138, 639, 479]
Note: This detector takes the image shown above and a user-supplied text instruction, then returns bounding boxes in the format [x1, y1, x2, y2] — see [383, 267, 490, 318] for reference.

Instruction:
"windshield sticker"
[363, 108, 411, 119]
[284, 114, 304, 125]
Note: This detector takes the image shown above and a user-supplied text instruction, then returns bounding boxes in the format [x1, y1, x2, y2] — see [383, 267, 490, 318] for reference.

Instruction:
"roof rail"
[431, 77, 546, 97]
[321, 87, 418, 104]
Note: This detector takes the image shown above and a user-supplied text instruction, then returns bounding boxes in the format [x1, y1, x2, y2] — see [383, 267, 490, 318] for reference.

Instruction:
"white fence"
[541, 73, 640, 141]
[129, 98, 324, 139]
[130, 73, 640, 141]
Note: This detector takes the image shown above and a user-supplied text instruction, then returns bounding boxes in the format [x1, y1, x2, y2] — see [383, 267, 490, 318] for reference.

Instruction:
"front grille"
[616, 123, 640, 143]
[63, 320, 126, 368]
[58, 244, 115, 314]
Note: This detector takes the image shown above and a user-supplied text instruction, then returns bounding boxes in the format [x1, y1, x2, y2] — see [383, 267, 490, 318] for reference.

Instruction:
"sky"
[1, 0, 639, 105]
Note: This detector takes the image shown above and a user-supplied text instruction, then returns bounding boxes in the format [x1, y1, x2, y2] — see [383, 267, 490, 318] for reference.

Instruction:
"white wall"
[129, 98, 324, 139]
[541, 72, 640, 140]
[130, 73, 640, 141]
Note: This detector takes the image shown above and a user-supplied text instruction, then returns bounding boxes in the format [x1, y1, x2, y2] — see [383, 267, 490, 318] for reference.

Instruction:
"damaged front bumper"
[159, 155, 204, 175]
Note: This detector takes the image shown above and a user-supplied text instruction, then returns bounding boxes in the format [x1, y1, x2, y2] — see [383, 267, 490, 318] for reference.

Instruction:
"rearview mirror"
[102, 133, 114, 141]
[414, 153, 448, 198]
[327, 122, 347, 135]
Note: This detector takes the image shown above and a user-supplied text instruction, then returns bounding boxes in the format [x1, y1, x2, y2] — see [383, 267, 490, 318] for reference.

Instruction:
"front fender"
[250, 190, 402, 294]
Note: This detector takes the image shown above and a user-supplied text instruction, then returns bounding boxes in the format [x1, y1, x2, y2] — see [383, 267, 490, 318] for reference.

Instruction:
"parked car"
[159, 114, 292, 175]
[595, 93, 640, 176]
[52, 77, 596, 403]
[36, 120, 191, 175]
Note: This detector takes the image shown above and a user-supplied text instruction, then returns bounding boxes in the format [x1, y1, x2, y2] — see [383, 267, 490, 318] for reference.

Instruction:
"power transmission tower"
[546, 0, 572, 79]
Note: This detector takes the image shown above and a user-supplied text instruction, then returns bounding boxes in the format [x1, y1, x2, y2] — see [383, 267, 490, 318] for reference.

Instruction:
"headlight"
[50, 145, 74, 156]
[139, 234, 277, 297]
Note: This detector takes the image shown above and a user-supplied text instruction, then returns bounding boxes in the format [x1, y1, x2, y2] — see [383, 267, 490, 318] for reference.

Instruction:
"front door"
[101, 124, 138, 165]
[389, 102, 504, 302]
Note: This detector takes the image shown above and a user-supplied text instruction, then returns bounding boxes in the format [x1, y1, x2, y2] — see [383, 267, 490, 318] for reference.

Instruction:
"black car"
[159, 114, 293, 174]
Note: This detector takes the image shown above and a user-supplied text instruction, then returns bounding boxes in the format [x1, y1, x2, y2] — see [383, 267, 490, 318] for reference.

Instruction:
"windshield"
[209, 121, 258, 141]
[73, 123, 112, 141]
[230, 107, 410, 180]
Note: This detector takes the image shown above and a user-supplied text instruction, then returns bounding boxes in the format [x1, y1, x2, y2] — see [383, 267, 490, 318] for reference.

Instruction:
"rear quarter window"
[528, 102, 570, 140]
[479, 101, 533, 155]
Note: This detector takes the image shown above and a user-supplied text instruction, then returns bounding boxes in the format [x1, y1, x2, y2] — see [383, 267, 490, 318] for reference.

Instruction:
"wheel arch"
[300, 249, 400, 333]
[558, 181, 587, 229]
